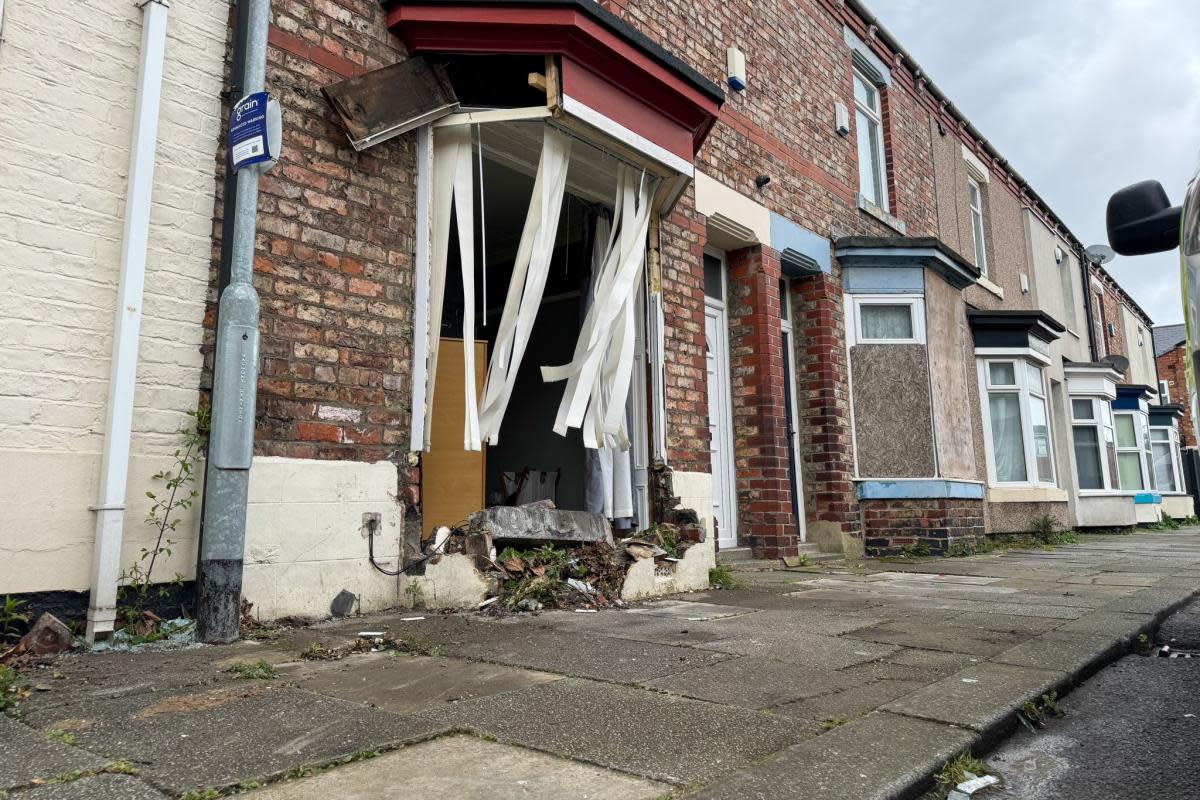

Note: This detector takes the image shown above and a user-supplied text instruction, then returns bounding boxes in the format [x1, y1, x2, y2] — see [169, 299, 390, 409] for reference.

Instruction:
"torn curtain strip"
[425, 124, 572, 451]
[543, 164, 659, 450]
[476, 127, 573, 446]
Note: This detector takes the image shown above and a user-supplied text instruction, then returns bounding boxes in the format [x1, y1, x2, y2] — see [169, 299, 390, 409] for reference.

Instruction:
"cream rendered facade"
[0, 2, 227, 595]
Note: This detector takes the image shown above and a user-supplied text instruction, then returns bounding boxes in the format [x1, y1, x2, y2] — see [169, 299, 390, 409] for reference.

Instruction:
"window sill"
[856, 193, 907, 235]
[986, 486, 1068, 503]
[976, 275, 1005, 299]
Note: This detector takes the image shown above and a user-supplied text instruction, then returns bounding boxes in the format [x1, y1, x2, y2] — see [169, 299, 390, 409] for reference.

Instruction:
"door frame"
[779, 277, 807, 542]
[703, 246, 738, 549]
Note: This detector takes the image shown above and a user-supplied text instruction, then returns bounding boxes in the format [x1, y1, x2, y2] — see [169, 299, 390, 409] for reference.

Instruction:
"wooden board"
[423, 338, 487, 538]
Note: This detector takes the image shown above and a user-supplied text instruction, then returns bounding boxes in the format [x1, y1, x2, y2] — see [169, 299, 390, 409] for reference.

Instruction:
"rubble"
[469, 505, 614, 547]
[0, 613, 73, 663]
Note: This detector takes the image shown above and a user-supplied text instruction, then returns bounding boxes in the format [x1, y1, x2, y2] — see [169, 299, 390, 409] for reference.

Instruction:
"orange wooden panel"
[422, 339, 487, 537]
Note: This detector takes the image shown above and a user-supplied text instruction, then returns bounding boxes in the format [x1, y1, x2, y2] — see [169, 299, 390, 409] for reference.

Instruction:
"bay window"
[1071, 397, 1118, 491]
[980, 358, 1056, 486]
[1151, 426, 1183, 492]
[1114, 411, 1154, 491]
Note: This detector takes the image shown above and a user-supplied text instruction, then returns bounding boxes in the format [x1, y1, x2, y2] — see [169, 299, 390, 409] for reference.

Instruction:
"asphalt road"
[988, 601, 1200, 800]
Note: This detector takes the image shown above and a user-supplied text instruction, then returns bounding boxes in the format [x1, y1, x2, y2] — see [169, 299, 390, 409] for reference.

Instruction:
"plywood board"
[423, 339, 487, 537]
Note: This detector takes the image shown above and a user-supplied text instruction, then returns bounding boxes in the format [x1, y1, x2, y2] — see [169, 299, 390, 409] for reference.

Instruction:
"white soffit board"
[559, 94, 694, 179]
[694, 171, 770, 248]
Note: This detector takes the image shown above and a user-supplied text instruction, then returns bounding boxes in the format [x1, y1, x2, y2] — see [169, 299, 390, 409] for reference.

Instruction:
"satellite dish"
[1100, 354, 1130, 374]
[1085, 244, 1116, 265]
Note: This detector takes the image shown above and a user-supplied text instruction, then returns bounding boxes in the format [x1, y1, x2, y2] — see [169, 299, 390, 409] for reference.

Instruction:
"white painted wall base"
[241, 456, 404, 620]
[1161, 494, 1195, 520]
[1075, 494, 1137, 529]
[399, 554, 487, 610]
[1135, 501, 1162, 525]
[622, 537, 715, 600]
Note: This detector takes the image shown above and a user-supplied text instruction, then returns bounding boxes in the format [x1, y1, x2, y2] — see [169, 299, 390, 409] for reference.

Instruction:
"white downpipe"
[86, 0, 170, 642]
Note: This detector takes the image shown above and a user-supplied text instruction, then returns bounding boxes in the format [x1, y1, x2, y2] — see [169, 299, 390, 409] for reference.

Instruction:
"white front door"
[705, 299, 738, 549]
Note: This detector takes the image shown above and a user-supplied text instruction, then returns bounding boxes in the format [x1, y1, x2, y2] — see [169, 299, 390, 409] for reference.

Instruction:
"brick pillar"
[726, 245, 799, 559]
[793, 269, 859, 546]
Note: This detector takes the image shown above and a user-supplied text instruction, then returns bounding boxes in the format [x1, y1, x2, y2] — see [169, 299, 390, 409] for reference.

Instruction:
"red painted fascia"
[385, 3, 720, 156]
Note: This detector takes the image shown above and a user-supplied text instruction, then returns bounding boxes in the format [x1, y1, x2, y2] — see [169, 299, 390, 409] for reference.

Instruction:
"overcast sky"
[866, 0, 1200, 326]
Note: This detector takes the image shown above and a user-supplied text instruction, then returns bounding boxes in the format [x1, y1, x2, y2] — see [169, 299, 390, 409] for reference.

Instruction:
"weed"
[1020, 691, 1065, 727]
[301, 642, 335, 660]
[106, 760, 138, 776]
[933, 752, 989, 797]
[119, 404, 209, 628]
[0, 665, 25, 714]
[708, 565, 744, 589]
[1136, 633, 1152, 654]
[1030, 513, 1063, 543]
[49, 761, 139, 785]
[1148, 512, 1182, 531]
[902, 541, 931, 558]
[44, 728, 77, 746]
[404, 580, 426, 609]
[228, 660, 276, 680]
[0, 596, 30, 643]
[180, 789, 220, 800]
[819, 717, 849, 731]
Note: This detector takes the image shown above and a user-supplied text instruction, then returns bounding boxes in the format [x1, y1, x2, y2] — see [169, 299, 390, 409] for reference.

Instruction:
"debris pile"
[423, 501, 701, 612]
[1, 612, 73, 665]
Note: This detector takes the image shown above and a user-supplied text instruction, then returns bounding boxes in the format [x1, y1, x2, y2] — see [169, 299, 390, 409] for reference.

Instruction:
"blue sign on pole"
[229, 92, 272, 172]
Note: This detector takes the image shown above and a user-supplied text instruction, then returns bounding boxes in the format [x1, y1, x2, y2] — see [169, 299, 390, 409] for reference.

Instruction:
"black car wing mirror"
[1106, 180, 1182, 256]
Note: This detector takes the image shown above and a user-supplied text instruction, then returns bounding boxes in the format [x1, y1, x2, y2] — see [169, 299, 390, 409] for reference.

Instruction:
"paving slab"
[244, 734, 669, 800]
[438, 625, 735, 682]
[412, 677, 814, 785]
[990, 631, 1127, 675]
[844, 620, 1025, 657]
[533, 609, 738, 646]
[686, 711, 973, 800]
[702, 608, 886, 637]
[697, 629, 899, 668]
[640, 656, 857, 709]
[1104, 585, 1198, 615]
[275, 651, 563, 715]
[938, 611, 1065, 635]
[625, 599, 756, 621]
[882, 661, 1063, 735]
[773, 679, 926, 723]
[22, 685, 444, 794]
[1055, 610, 1155, 641]
[16, 774, 170, 800]
[0, 715, 107, 790]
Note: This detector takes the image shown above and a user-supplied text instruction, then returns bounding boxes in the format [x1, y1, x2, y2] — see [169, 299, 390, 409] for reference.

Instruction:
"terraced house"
[0, 0, 1190, 635]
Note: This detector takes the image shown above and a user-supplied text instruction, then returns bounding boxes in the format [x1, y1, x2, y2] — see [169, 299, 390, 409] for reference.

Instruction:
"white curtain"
[425, 124, 572, 451]
[476, 127, 573, 446]
[582, 214, 635, 521]
[860, 304, 912, 339]
[988, 392, 1027, 482]
[425, 125, 480, 450]
[542, 164, 659, 450]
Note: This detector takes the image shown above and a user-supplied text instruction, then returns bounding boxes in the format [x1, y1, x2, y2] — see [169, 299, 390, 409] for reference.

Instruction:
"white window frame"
[1150, 424, 1184, 493]
[1159, 379, 1171, 402]
[853, 68, 888, 212]
[977, 356, 1057, 488]
[847, 294, 925, 346]
[1070, 396, 1119, 493]
[1113, 410, 1154, 492]
[968, 176, 988, 278]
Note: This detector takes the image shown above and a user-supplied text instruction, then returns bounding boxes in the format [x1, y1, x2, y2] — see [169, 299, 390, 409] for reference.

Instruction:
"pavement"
[987, 599, 1200, 800]
[3, 530, 1199, 799]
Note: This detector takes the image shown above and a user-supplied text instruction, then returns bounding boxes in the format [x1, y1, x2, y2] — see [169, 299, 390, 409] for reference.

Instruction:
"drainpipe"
[196, 0, 270, 643]
[1080, 250, 1099, 361]
[85, 0, 171, 643]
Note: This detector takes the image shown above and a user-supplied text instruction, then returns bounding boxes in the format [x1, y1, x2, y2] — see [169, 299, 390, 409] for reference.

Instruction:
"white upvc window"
[1071, 396, 1118, 491]
[1159, 379, 1171, 402]
[968, 177, 988, 277]
[848, 294, 925, 345]
[1150, 425, 1184, 492]
[979, 358, 1056, 486]
[1114, 410, 1154, 491]
[853, 68, 888, 212]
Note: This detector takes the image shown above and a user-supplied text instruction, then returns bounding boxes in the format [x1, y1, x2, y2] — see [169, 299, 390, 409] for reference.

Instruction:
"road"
[988, 600, 1200, 799]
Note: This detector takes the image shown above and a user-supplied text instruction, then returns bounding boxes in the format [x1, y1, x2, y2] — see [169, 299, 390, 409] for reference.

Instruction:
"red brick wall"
[206, 1, 414, 463]
[725, 246, 799, 557]
[1158, 343, 1196, 447]
[862, 498, 984, 555]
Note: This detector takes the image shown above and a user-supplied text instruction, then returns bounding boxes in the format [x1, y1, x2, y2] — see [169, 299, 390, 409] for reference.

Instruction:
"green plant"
[1030, 513, 1062, 543]
[708, 565, 743, 589]
[228, 660, 276, 680]
[0, 596, 29, 643]
[404, 580, 426, 610]
[180, 789, 220, 800]
[119, 404, 210, 622]
[819, 717, 848, 731]
[0, 665, 24, 714]
[902, 541, 931, 558]
[933, 752, 989, 797]
[1020, 692, 1065, 727]
[44, 728, 77, 746]
[1149, 512, 1182, 531]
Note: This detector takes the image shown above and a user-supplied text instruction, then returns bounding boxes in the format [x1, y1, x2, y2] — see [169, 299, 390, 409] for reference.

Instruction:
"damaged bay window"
[979, 358, 1055, 486]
